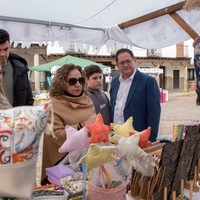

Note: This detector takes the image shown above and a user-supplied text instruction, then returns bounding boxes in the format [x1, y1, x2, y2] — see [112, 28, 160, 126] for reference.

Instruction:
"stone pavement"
[159, 91, 200, 135]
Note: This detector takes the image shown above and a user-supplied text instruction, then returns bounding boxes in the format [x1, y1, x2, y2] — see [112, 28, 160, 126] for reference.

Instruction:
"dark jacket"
[87, 87, 111, 125]
[8, 53, 34, 107]
[110, 70, 161, 142]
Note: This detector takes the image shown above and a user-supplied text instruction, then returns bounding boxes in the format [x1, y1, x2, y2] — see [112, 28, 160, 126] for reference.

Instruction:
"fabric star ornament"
[111, 116, 138, 138]
[138, 126, 151, 148]
[117, 133, 147, 160]
[86, 113, 111, 144]
[78, 144, 119, 172]
[58, 125, 89, 163]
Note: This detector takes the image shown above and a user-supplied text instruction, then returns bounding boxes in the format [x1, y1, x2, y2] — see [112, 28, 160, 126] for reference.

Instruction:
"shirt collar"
[119, 68, 137, 82]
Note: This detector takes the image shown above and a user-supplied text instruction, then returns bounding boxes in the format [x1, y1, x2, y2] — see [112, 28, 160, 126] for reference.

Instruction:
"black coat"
[8, 53, 34, 107]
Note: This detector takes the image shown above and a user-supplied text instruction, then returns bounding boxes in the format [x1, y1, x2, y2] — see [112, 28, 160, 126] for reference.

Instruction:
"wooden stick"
[147, 180, 151, 200]
[198, 159, 200, 180]
[149, 168, 161, 196]
[180, 179, 184, 200]
[189, 183, 193, 200]
[163, 187, 167, 200]
[158, 166, 166, 192]
[194, 166, 198, 191]
[184, 165, 199, 192]
[172, 191, 176, 200]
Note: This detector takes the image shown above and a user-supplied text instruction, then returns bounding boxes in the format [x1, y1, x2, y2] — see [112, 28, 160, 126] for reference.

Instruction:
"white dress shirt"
[113, 69, 136, 124]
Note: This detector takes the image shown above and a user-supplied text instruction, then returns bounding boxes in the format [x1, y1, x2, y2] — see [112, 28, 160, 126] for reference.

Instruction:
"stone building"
[10, 43, 194, 93]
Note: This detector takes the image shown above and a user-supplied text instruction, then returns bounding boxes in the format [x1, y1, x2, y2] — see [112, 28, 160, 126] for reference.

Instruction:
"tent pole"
[34, 54, 40, 92]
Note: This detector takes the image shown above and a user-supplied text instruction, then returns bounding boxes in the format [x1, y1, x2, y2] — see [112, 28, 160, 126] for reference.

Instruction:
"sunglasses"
[66, 77, 85, 86]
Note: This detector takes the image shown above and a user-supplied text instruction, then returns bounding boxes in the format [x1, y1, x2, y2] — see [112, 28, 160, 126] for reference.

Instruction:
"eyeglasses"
[66, 77, 85, 86]
[118, 59, 133, 66]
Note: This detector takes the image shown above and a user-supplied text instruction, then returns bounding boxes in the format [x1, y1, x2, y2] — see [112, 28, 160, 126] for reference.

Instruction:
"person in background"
[41, 64, 96, 185]
[0, 62, 12, 109]
[84, 65, 111, 125]
[0, 29, 33, 107]
[110, 48, 161, 142]
[193, 35, 200, 106]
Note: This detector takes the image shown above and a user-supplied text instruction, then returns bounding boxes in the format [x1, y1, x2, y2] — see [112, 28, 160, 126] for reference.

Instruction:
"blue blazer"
[110, 70, 161, 142]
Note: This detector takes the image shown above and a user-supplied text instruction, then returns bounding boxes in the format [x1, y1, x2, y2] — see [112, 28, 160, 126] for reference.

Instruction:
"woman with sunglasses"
[41, 64, 96, 185]
[0, 62, 12, 109]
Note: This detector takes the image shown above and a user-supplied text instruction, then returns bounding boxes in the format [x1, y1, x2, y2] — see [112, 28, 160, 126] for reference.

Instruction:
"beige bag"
[0, 158, 37, 198]
[0, 102, 51, 199]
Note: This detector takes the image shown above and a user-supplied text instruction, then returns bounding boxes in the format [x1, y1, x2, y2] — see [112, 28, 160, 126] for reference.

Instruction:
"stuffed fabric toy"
[78, 144, 119, 172]
[111, 116, 138, 138]
[117, 132, 154, 177]
[138, 126, 151, 148]
[58, 125, 89, 163]
[86, 113, 111, 144]
[117, 133, 147, 160]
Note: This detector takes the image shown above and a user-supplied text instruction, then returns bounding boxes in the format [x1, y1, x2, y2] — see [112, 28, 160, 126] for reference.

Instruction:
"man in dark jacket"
[0, 29, 33, 107]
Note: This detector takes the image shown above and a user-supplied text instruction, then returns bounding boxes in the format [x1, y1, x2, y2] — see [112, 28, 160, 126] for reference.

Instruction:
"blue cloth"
[110, 70, 161, 142]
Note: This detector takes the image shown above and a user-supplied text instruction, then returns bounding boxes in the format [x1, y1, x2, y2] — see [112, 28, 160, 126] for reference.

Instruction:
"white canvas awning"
[0, 0, 199, 49]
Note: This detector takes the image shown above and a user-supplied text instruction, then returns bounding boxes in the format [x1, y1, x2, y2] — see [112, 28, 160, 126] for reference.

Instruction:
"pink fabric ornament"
[58, 125, 89, 163]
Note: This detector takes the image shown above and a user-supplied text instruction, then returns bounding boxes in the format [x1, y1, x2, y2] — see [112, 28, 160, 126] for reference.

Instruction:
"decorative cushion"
[58, 125, 89, 163]
[86, 113, 111, 144]
[78, 144, 118, 172]
[0, 102, 51, 164]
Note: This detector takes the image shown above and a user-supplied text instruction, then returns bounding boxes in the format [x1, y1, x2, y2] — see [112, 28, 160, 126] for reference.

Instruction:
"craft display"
[0, 102, 51, 199]
[44, 114, 154, 199]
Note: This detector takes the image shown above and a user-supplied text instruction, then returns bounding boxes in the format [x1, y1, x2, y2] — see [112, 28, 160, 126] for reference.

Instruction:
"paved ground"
[159, 92, 200, 135]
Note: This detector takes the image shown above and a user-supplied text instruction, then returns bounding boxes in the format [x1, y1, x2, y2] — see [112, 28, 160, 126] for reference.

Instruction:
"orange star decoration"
[138, 127, 151, 148]
[78, 144, 119, 172]
[111, 116, 138, 138]
[86, 113, 111, 144]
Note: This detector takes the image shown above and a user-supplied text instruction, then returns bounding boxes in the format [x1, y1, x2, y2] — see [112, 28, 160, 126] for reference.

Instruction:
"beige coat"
[0, 93, 12, 109]
[41, 93, 95, 181]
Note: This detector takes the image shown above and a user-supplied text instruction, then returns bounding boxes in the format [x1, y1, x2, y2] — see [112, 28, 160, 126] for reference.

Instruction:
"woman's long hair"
[49, 64, 86, 97]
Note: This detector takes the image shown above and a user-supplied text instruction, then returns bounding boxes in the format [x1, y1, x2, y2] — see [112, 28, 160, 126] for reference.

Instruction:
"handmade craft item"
[86, 113, 111, 144]
[78, 144, 118, 173]
[170, 135, 199, 198]
[138, 126, 151, 148]
[0, 102, 51, 198]
[111, 116, 138, 138]
[117, 132, 154, 177]
[45, 164, 74, 186]
[153, 140, 183, 199]
[58, 125, 89, 163]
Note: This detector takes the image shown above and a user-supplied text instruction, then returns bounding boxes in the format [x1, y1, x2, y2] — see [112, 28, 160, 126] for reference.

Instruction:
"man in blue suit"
[110, 48, 161, 142]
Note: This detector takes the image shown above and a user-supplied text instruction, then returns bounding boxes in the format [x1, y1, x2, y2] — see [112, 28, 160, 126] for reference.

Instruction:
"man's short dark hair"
[84, 65, 102, 78]
[115, 48, 134, 63]
[0, 29, 10, 44]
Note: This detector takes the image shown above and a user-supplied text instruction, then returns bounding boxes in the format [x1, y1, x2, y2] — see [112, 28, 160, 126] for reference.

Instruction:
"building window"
[187, 68, 195, 81]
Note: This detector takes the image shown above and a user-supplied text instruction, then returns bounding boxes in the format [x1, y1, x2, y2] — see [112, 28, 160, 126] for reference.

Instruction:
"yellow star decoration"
[111, 116, 138, 138]
[78, 144, 119, 172]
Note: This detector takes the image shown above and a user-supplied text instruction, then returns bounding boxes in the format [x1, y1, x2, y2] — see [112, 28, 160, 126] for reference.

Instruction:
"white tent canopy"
[0, 0, 199, 50]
